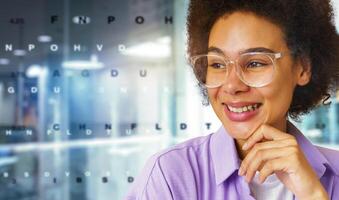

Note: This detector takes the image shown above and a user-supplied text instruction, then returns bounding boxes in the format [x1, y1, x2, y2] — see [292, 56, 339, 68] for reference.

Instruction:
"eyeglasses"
[191, 52, 283, 88]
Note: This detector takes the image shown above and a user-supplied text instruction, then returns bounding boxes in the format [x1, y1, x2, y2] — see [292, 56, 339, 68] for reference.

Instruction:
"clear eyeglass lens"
[193, 54, 275, 88]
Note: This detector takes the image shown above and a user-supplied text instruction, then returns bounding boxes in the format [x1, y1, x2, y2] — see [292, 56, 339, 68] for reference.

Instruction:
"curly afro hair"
[186, 0, 339, 120]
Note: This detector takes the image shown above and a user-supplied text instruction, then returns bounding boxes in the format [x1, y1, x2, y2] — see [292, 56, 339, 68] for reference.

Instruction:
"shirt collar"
[210, 125, 240, 185]
[210, 121, 335, 185]
[286, 121, 338, 177]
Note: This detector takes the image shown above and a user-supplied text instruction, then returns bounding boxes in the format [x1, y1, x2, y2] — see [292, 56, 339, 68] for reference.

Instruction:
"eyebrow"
[207, 46, 276, 55]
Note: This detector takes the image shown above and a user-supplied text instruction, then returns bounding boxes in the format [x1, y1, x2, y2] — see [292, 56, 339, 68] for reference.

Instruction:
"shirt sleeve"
[124, 154, 174, 200]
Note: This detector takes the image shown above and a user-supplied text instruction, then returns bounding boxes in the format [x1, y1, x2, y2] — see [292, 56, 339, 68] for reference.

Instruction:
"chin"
[220, 104, 269, 139]
[223, 121, 261, 139]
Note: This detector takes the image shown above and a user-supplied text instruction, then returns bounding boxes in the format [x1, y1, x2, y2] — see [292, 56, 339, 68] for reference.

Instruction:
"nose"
[221, 63, 250, 95]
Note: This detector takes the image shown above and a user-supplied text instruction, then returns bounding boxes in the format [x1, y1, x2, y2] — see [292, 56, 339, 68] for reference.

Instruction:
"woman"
[126, 0, 339, 199]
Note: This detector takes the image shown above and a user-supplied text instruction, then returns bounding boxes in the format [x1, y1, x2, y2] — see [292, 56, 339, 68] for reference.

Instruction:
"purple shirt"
[125, 121, 339, 200]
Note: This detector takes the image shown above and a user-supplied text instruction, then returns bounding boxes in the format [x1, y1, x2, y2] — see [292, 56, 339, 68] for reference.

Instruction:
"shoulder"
[316, 145, 339, 175]
[159, 133, 213, 160]
[314, 146, 339, 199]
[125, 133, 213, 200]
[146, 133, 213, 176]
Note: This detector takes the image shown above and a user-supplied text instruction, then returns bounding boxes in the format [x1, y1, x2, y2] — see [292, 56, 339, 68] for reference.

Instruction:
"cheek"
[207, 89, 218, 107]
[207, 88, 224, 116]
[262, 72, 296, 120]
[207, 85, 222, 98]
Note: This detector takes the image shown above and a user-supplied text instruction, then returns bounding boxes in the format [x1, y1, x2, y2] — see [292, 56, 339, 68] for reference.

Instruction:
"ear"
[295, 56, 312, 86]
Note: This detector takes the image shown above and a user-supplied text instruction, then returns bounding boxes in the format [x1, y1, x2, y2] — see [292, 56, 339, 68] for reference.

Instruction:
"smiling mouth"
[223, 103, 262, 114]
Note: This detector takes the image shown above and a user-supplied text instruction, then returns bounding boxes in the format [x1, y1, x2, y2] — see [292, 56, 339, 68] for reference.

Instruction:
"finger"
[239, 139, 296, 176]
[243, 147, 296, 182]
[242, 124, 293, 151]
[258, 157, 290, 183]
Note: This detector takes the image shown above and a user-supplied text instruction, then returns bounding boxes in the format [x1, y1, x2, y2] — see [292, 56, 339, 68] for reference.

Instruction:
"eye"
[209, 62, 226, 69]
[246, 61, 267, 68]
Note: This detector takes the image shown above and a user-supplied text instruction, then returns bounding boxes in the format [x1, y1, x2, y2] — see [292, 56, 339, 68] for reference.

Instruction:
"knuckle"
[289, 146, 299, 154]
[289, 135, 298, 144]
[288, 138, 298, 145]
[252, 143, 261, 152]
[287, 135, 296, 140]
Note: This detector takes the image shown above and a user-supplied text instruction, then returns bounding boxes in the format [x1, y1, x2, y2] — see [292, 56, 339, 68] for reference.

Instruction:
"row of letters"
[3, 44, 124, 52]
[2, 123, 215, 136]
[1, 170, 135, 184]
[9, 15, 174, 25]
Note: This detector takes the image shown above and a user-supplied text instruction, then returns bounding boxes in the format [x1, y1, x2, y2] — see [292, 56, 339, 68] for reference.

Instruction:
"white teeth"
[227, 103, 260, 113]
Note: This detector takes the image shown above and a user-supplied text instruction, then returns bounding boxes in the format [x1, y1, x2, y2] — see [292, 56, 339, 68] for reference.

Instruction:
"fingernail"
[242, 142, 248, 150]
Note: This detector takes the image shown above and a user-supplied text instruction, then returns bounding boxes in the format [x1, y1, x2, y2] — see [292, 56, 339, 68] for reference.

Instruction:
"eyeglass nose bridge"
[223, 59, 243, 81]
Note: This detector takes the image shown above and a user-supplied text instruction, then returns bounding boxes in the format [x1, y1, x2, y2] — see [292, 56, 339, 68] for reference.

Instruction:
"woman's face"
[207, 11, 310, 139]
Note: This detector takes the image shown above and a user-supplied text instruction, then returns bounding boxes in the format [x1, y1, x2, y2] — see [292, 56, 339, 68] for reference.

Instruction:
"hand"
[238, 124, 328, 200]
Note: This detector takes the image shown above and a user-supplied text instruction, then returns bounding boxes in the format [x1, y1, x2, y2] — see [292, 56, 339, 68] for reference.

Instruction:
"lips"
[222, 102, 262, 122]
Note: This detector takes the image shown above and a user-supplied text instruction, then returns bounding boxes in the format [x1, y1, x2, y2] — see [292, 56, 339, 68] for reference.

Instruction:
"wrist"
[299, 186, 328, 200]
[313, 188, 329, 200]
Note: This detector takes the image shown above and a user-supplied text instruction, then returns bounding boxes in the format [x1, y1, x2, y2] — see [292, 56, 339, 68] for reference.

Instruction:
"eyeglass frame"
[190, 51, 284, 88]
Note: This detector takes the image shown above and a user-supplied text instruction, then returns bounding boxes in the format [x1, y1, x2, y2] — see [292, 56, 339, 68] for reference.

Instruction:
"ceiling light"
[62, 54, 104, 70]
[37, 35, 52, 43]
[0, 58, 10, 65]
[13, 49, 26, 56]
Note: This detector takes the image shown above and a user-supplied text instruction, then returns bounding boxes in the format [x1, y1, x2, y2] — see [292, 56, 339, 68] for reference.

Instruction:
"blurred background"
[0, 0, 337, 199]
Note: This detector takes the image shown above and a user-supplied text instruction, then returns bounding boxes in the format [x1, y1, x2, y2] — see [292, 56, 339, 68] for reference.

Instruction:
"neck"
[235, 120, 288, 160]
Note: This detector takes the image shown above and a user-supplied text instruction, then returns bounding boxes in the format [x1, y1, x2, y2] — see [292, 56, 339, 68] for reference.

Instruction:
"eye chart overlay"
[0, 0, 338, 200]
